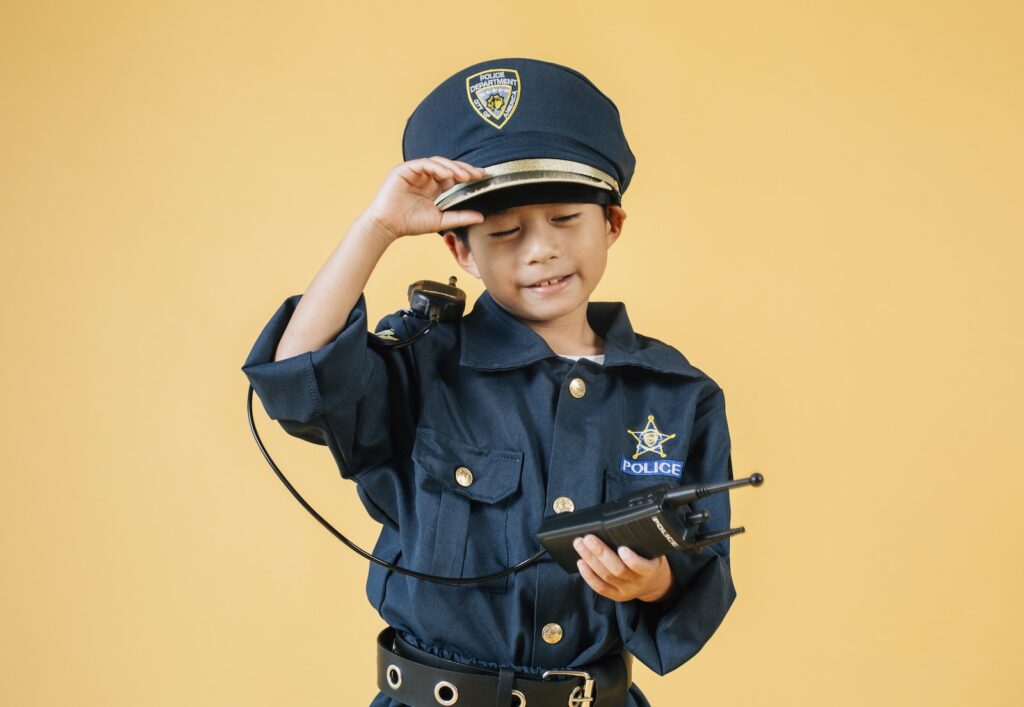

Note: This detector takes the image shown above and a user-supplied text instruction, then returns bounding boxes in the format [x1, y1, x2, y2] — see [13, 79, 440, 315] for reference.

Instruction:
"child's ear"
[604, 204, 626, 248]
[442, 232, 482, 279]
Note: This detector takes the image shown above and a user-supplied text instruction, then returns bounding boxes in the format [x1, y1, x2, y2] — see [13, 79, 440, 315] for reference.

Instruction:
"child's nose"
[523, 224, 562, 264]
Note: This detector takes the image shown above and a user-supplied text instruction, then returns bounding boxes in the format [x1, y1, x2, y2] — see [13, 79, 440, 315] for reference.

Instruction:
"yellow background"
[2, 1, 1021, 705]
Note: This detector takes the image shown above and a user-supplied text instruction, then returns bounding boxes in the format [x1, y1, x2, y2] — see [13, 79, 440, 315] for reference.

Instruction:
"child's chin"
[512, 299, 582, 323]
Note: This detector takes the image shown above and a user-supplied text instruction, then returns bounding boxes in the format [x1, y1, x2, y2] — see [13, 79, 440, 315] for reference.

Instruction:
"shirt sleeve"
[240, 293, 420, 480]
[614, 386, 738, 675]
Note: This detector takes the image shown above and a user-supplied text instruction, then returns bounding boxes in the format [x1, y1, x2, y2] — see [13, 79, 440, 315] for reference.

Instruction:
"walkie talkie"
[407, 276, 466, 322]
[369, 276, 467, 349]
[536, 474, 764, 573]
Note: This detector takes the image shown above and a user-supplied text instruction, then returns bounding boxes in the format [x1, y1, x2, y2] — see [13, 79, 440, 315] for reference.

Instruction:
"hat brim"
[436, 182, 618, 230]
[433, 158, 620, 211]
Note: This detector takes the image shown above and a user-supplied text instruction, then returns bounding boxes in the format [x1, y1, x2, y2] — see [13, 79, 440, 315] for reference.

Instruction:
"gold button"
[454, 466, 474, 487]
[541, 623, 563, 644]
[568, 378, 586, 398]
[553, 496, 575, 514]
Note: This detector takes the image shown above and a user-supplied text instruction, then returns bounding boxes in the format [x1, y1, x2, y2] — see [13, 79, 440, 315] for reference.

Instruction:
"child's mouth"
[526, 273, 573, 292]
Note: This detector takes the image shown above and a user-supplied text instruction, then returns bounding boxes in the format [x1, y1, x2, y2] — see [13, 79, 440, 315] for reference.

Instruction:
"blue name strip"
[620, 456, 684, 478]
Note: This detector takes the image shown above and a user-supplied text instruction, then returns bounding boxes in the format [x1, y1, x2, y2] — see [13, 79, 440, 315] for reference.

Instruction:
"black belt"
[376, 627, 632, 707]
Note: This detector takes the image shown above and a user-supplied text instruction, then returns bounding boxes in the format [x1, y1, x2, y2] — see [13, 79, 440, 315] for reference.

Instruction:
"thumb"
[438, 209, 485, 232]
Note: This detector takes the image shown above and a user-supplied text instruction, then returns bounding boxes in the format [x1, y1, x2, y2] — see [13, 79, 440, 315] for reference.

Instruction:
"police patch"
[627, 415, 676, 459]
[622, 415, 684, 477]
[620, 457, 684, 478]
[466, 68, 521, 129]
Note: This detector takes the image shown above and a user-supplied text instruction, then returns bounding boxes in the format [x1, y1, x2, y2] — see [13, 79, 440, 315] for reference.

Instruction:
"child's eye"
[488, 213, 578, 238]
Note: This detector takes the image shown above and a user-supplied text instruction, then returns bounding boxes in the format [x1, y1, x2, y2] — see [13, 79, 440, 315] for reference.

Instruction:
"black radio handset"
[407, 276, 466, 321]
[536, 474, 764, 573]
[247, 276, 764, 585]
[368, 276, 467, 349]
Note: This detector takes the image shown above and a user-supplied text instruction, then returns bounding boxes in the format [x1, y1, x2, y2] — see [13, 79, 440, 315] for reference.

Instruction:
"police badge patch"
[466, 68, 521, 129]
[620, 415, 685, 478]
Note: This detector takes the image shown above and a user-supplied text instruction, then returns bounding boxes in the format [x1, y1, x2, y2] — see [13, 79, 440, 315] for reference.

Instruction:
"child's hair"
[450, 226, 471, 249]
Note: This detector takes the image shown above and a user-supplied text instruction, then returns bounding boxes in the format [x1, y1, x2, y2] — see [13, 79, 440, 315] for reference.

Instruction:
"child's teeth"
[532, 275, 568, 287]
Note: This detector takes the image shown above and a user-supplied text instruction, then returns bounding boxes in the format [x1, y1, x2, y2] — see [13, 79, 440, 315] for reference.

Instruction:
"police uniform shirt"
[241, 290, 737, 707]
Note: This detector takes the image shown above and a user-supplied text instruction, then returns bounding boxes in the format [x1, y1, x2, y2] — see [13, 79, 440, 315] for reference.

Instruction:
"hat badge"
[465, 68, 521, 130]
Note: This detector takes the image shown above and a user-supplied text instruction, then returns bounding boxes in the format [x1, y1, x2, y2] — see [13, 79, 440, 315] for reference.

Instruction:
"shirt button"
[541, 623, 563, 644]
[553, 496, 575, 514]
[568, 378, 587, 398]
[454, 466, 474, 487]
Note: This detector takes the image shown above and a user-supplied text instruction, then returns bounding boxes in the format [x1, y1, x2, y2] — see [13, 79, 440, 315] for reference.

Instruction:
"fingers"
[369, 157, 487, 239]
[432, 156, 487, 180]
[438, 209, 485, 232]
[617, 545, 661, 574]
[573, 535, 672, 603]
[393, 157, 487, 204]
[577, 559, 619, 599]
[573, 535, 640, 584]
[404, 156, 486, 184]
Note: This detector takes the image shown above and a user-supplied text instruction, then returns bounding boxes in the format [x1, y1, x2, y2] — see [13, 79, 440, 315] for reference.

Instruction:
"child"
[242, 57, 737, 707]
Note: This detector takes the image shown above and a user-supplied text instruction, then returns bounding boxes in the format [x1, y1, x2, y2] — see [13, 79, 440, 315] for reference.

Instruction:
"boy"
[242, 58, 736, 707]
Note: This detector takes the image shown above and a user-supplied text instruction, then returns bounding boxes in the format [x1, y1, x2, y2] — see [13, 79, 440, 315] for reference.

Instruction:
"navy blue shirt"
[241, 290, 737, 706]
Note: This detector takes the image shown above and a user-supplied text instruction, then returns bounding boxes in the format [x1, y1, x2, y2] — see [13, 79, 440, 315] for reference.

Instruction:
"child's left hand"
[573, 534, 674, 603]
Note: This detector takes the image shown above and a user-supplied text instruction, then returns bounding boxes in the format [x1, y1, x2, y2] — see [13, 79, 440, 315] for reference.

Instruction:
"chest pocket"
[411, 428, 524, 593]
[603, 464, 683, 503]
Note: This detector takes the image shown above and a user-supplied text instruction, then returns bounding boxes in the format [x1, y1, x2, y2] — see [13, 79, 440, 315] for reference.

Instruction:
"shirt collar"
[459, 290, 704, 378]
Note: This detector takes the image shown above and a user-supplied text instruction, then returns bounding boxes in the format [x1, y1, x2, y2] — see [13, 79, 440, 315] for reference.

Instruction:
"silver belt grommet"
[511, 688, 526, 706]
[434, 680, 459, 705]
[385, 664, 402, 690]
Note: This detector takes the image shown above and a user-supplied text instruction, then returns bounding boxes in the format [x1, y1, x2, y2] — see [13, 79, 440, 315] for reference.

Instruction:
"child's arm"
[242, 157, 486, 471]
[272, 157, 486, 362]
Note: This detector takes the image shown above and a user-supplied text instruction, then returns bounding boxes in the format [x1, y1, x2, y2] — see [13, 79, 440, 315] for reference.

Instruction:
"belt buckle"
[542, 669, 595, 707]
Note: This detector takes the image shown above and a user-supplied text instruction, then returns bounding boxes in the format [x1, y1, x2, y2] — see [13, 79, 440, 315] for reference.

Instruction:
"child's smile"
[525, 272, 574, 292]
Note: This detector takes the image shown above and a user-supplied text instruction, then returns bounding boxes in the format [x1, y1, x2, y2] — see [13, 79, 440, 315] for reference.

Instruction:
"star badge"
[627, 415, 677, 459]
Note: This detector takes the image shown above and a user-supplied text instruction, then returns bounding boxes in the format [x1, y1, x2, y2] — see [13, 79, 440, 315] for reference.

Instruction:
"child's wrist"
[356, 209, 401, 246]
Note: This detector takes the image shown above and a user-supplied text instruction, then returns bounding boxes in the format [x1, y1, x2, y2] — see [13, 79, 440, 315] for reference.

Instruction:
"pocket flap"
[412, 428, 524, 503]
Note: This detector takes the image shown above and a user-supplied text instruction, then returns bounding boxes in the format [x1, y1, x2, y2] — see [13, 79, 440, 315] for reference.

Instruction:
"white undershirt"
[558, 354, 606, 365]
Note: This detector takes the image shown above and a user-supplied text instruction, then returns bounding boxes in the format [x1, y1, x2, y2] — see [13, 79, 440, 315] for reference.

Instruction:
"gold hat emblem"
[466, 68, 521, 129]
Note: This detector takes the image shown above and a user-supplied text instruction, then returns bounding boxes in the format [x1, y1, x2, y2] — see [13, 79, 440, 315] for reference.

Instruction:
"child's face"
[444, 202, 625, 326]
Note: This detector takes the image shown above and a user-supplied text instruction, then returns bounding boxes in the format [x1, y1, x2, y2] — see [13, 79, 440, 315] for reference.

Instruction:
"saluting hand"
[363, 156, 488, 241]
[573, 534, 674, 603]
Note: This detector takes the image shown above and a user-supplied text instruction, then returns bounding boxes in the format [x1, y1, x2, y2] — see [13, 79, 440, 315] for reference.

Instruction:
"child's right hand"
[363, 156, 488, 241]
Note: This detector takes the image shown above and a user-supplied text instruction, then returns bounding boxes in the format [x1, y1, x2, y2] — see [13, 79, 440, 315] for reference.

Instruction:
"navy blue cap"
[402, 57, 636, 211]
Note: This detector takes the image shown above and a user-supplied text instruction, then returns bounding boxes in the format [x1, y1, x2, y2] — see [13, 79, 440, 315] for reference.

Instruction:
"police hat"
[402, 58, 636, 213]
